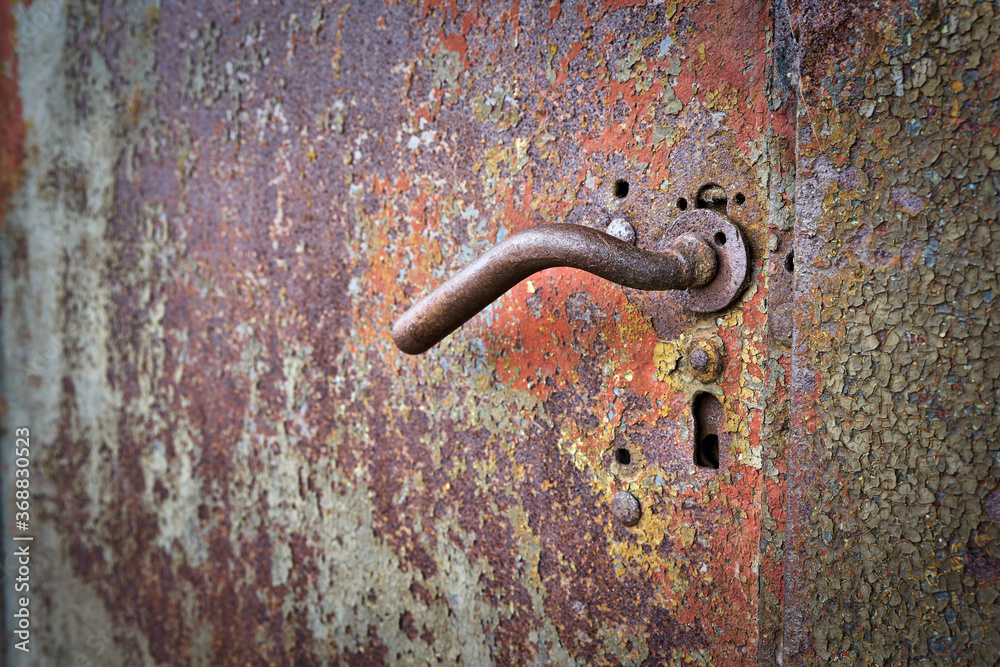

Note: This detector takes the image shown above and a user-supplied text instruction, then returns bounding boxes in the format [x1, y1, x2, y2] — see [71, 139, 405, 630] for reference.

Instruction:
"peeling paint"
[2, 0, 992, 665]
[2, 0, 788, 663]
[785, 0, 1000, 663]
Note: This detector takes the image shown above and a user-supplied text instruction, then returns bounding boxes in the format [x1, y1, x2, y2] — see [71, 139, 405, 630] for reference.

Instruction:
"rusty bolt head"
[688, 338, 724, 383]
[690, 348, 711, 374]
[611, 490, 641, 526]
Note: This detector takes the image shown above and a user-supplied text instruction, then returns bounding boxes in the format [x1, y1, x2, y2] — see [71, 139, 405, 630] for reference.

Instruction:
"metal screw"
[606, 218, 636, 245]
[611, 490, 641, 526]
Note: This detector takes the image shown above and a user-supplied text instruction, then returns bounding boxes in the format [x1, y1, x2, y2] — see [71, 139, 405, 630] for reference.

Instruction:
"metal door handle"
[392, 212, 750, 355]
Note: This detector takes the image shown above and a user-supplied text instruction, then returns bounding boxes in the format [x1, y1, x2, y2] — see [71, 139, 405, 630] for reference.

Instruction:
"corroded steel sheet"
[22, 0, 997, 664]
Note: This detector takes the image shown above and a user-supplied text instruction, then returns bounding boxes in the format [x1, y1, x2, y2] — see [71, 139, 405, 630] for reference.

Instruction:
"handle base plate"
[659, 210, 751, 313]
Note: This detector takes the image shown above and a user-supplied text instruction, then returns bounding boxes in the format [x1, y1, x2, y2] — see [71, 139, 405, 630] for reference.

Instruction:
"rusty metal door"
[0, 0, 997, 665]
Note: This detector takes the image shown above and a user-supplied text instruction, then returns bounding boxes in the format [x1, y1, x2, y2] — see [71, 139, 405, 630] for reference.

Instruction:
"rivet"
[611, 490, 641, 526]
[690, 348, 711, 374]
[606, 218, 636, 245]
[688, 337, 724, 383]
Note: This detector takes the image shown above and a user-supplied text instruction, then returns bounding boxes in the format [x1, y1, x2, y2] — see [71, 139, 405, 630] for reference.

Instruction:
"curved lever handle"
[392, 224, 718, 355]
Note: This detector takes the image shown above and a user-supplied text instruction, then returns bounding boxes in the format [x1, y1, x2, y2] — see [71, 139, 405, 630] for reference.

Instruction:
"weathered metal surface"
[1, 0, 795, 665]
[785, 0, 1000, 664]
[392, 224, 718, 354]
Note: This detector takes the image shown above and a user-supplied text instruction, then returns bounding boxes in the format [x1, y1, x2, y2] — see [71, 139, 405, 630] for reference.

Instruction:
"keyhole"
[699, 435, 719, 468]
[693, 392, 723, 469]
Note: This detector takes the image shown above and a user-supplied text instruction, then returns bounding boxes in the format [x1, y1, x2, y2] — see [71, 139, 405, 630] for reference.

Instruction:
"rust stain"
[0, 0, 26, 226]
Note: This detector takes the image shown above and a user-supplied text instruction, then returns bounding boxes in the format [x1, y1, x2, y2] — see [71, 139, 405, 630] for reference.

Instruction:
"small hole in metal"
[614, 180, 630, 198]
[714, 232, 727, 246]
[677, 197, 688, 210]
[784, 250, 794, 273]
[615, 448, 632, 465]
[734, 192, 746, 205]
